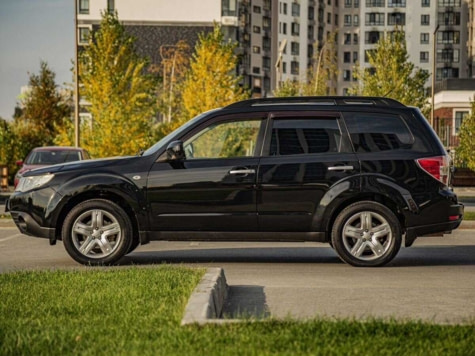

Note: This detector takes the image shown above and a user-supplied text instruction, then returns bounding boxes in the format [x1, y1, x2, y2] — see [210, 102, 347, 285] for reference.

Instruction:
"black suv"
[6, 97, 464, 267]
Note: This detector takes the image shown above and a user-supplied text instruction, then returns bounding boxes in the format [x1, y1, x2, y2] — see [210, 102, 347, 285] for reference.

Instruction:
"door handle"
[327, 166, 354, 171]
[229, 169, 256, 175]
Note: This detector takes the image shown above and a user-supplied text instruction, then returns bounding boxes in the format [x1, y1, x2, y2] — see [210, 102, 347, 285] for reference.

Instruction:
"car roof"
[32, 146, 85, 152]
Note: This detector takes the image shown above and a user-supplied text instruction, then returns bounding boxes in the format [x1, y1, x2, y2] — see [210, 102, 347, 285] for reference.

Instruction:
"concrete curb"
[181, 267, 229, 325]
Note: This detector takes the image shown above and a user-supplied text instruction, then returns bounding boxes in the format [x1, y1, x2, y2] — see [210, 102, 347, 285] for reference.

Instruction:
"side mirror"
[16, 160, 23, 166]
[166, 141, 186, 161]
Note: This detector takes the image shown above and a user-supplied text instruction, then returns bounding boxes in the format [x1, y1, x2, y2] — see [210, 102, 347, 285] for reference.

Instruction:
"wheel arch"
[313, 176, 414, 242]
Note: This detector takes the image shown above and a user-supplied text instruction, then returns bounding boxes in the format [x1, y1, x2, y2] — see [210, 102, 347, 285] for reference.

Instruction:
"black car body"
[6, 97, 464, 267]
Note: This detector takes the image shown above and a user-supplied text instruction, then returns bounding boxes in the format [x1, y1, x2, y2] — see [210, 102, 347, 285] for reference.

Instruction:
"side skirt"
[140, 231, 327, 243]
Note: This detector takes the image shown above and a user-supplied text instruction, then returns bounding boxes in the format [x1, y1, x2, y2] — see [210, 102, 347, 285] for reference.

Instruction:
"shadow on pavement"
[118, 245, 475, 267]
[222, 285, 270, 320]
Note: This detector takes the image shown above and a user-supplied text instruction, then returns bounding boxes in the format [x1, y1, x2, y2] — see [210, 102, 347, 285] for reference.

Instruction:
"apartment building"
[77, 0, 473, 97]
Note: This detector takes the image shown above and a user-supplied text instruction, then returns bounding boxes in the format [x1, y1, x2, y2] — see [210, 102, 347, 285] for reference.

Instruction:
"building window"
[353, 51, 358, 63]
[436, 67, 459, 80]
[222, 0, 237, 16]
[437, 48, 460, 63]
[283, 2, 288, 14]
[253, 46, 261, 54]
[454, 111, 469, 135]
[421, 14, 430, 25]
[263, 57, 271, 70]
[366, 0, 385, 6]
[343, 70, 351, 81]
[291, 61, 299, 75]
[354, 15, 359, 25]
[283, 62, 287, 73]
[388, 13, 405, 25]
[345, 0, 352, 6]
[344, 51, 351, 63]
[78, 0, 89, 14]
[107, 0, 114, 12]
[291, 42, 300, 55]
[253, 26, 261, 33]
[388, 0, 406, 6]
[421, 0, 430, 6]
[253, 5, 261, 13]
[292, 2, 300, 16]
[253, 67, 260, 74]
[327, 12, 332, 24]
[308, 6, 315, 20]
[365, 31, 381, 44]
[344, 33, 351, 44]
[437, 31, 460, 44]
[263, 37, 271, 51]
[78, 27, 90, 44]
[366, 13, 385, 26]
[291, 22, 300, 35]
[438, 12, 461, 25]
[344, 15, 352, 26]
[420, 33, 429, 44]
[335, 14, 339, 25]
[343, 88, 350, 96]
[437, 0, 461, 6]
[353, 33, 358, 44]
[365, 49, 375, 62]
[420, 51, 429, 63]
[263, 17, 271, 29]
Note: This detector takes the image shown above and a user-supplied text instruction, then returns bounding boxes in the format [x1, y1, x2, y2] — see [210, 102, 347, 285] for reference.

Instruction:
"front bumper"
[6, 198, 55, 243]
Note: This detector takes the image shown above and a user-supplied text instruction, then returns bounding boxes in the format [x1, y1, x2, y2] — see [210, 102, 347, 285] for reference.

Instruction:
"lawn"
[1, 266, 474, 356]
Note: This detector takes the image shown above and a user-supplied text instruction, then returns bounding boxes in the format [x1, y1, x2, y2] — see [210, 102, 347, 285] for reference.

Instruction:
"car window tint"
[269, 118, 342, 155]
[184, 119, 262, 159]
[343, 112, 414, 152]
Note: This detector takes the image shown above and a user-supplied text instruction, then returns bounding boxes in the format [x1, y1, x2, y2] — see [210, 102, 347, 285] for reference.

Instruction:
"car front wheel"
[331, 201, 402, 267]
[62, 199, 133, 265]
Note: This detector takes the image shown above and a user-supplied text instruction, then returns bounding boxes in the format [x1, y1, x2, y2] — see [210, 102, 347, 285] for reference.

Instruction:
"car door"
[257, 111, 360, 232]
[146, 114, 266, 232]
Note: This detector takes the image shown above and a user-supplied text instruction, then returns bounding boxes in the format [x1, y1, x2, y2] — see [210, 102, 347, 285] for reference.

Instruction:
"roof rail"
[224, 96, 406, 109]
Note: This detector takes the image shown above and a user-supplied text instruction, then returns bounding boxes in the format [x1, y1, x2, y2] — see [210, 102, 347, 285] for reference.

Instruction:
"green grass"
[464, 211, 475, 221]
[1, 267, 474, 356]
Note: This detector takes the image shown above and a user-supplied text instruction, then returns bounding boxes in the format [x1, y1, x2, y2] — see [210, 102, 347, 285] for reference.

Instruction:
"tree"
[273, 33, 338, 97]
[350, 30, 430, 115]
[16, 61, 71, 149]
[74, 11, 157, 157]
[182, 25, 248, 119]
[456, 99, 475, 170]
[152, 40, 191, 123]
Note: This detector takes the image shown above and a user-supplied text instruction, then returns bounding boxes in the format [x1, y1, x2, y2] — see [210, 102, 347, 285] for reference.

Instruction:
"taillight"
[416, 155, 450, 185]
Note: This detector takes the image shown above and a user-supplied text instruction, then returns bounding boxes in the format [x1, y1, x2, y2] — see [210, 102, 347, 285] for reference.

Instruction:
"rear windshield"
[343, 112, 416, 152]
[26, 150, 82, 165]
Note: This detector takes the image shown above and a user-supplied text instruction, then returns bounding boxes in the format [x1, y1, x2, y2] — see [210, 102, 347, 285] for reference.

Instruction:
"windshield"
[26, 150, 81, 165]
[142, 109, 220, 156]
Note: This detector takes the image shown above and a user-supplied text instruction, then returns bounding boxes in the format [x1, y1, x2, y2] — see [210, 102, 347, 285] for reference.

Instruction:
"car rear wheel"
[62, 199, 132, 265]
[331, 201, 402, 267]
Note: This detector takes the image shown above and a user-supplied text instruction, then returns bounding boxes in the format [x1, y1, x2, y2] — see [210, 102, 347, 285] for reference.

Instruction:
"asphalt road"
[1, 220, 474, 324]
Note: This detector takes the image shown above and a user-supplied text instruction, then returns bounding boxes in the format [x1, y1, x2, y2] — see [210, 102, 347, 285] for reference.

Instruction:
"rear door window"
[269, 117, 343, 155]
[343, 112, 414, 152]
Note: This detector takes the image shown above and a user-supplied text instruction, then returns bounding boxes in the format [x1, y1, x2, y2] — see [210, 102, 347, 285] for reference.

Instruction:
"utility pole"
[74, 0, 80, 147]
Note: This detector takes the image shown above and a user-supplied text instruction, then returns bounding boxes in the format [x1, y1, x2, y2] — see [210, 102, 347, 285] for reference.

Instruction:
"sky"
[0, 0, 74, 120]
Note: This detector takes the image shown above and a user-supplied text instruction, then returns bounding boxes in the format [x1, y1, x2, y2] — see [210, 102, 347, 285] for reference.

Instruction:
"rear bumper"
[405, 203, 464, 247]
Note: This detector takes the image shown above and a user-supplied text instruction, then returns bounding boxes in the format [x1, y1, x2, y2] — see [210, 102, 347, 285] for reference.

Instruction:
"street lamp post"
[431, 24, 440, 128]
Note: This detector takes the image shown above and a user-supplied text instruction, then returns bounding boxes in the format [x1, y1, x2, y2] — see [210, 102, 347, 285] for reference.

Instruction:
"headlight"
[15, 174, 54, 192]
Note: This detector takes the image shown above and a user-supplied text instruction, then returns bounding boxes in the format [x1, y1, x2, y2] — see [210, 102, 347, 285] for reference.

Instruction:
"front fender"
[46, 173, 148, 231]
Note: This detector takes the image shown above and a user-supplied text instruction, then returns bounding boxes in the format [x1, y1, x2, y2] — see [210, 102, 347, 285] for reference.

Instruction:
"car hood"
[21, 156, 137, 177]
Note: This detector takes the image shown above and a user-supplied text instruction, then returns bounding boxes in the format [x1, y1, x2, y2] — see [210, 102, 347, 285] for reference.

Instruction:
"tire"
[126, 238, 140, 254]
[62, 199, 133, 265]
[331, 201, 402, 267]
